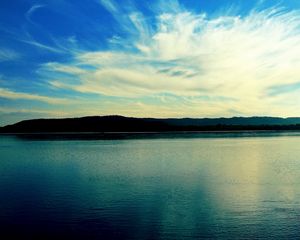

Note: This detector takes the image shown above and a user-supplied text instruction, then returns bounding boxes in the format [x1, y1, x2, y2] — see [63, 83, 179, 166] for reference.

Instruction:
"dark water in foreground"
[1, 133, 300, 239]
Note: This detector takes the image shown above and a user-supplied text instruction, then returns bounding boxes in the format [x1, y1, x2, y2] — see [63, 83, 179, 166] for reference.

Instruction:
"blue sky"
[1, 0, 300, 125]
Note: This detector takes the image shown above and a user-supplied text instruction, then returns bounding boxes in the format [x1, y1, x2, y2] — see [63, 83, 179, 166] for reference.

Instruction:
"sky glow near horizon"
[1, 0, 300, 125]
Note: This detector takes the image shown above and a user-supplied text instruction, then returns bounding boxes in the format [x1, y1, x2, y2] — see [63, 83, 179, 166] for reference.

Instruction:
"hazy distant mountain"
[160, 116, 300, 126]
[1, 115, 300, 133]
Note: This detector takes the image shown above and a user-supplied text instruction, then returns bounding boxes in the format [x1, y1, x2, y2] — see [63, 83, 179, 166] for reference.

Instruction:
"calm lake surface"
[1, 133, 300, 239]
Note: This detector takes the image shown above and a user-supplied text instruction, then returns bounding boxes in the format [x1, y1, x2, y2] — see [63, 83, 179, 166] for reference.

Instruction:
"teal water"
[1, 133, 300, 239]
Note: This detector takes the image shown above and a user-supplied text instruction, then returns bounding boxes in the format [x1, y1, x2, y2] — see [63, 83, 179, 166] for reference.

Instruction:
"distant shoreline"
[2, 129, 300, 134]
[1, 115, 300, 134]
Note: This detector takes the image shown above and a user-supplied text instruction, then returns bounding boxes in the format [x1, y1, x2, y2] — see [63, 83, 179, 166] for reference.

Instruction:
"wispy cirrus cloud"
[43, 2, 300, 116]
[42, 62, 87, 75]
[99, 0, 118, 14]
[0, 48, 20, 62]
[1, 4, 66, 55]
[267, 81, 300, 96]
[0, 88, 70, 104]
[25, 4, 45, 23]
[21, 39, 64, 54]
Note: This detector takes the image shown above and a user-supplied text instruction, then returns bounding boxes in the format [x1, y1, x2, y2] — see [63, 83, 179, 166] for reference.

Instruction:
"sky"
[1, 0, 300, 125]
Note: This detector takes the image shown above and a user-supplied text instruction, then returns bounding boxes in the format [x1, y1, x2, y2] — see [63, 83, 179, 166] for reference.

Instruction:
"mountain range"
[1, 115, 300, 133]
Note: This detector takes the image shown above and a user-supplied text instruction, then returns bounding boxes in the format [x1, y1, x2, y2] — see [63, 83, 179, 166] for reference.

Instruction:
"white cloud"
[45, 5, 300, 116]
[0, 107, 71, 118]
[43, 62, 87, 75]
[26, 4, 45, 23]
[21, 39, 64, 53]
[0, 48, 20, 62]
[0, 88, 70, 104]
[99, 0, 118, 14]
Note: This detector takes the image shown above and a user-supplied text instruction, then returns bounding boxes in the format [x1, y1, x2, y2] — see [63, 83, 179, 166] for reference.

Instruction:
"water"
[1, 133, 300, 239]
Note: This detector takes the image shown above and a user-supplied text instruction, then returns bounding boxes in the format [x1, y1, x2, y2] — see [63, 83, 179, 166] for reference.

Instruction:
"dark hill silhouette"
[1, 115, 300, 133]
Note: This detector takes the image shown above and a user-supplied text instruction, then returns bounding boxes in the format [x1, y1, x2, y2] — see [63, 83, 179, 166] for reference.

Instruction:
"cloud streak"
[26, 4, 45, 23]
[0, 48, 20, 62]
[0, 88, 70, 104]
